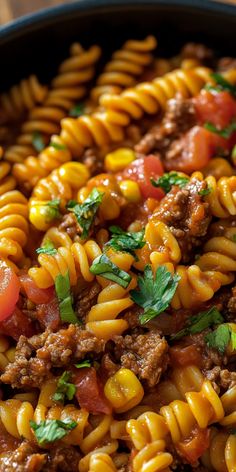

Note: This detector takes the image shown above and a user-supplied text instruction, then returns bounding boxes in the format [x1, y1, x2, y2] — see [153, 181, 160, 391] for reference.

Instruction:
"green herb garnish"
[198, 186, 211, 196]
[130, 265, 179, 324]
[55, 271, 79, 324]
[106, 226, 145, 261]
[32, 131, 45, 152]
[171, 306, 223, 340]
[44, 199, 61, 222]
[36, 240, 57, 256]
[204, 120, 236, 139]
[90, 254, 131, 288]
[69, 103, 84, 117]
[151, 172, 189, 194]
[67, 189, 104, 239]
[49, 140, 67, 150]
[206, 73, 236, 97]
[205, 324, 236, 354]
[30, 418, 77, 445]
[53, 371, 76, 403]
[74, 360, 92, 369]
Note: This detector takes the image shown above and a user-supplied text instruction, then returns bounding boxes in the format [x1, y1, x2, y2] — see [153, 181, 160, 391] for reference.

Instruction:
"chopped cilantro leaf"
[30, 418, 77, 445]
[106, 226, 145, 261]
[55, 271, 79, 324]
[171, 306, 224, 340]
[151, 172, 189, 194]
[32, 131, 45, 152]
[49, 140, 67, 150]
[67, 189, 104, 239]
[69, 103, 84, 117]
[53, 371, 76, 403]
[205, 324, 236, 354]
[90, 254, 131, 288]
[44, 199, 62, 222]
[36, 240, 57, 256]
[204, 120, 236, 139]
[210, 73, 236, 97]
[131, 265, 180, 324]
[198, 186, 211, 196]
[74, 360, 92, 369]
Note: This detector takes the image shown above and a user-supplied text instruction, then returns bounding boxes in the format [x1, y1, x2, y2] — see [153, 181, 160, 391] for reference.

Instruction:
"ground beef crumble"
[113, 330, 169, 387]
[75, 281, 101, 323]
[1, 325, 105, 388]
[204, 366, 236, 393]
[150, 177, 211, 262]
[0, 442, 80, 472]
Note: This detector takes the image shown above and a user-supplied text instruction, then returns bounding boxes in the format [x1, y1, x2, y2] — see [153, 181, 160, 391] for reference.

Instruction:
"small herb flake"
[74, 360, 92, 369]
[44, 199, 62, 223]
[131, 265, 180, 324]
[32, 131, 45, 152]
[69, 103, 84, 117]
[205, 324, 236, 354]
[151, 172, 189, 194]
[67, 189, 104, 239]
[198, 186, 211, 196]
[209, 73, 236, 98]
[106, 226, 145, 261]
[36, 240, 57, 256]
[50, 141, 67, 151]
[30, 418, 77, 445]
[204, 120, 236, 139]
[171, 306, 224, 341]
[55, 271, 79, 324]
[53, 371, 76, 403]
[90, 254, 131, 289]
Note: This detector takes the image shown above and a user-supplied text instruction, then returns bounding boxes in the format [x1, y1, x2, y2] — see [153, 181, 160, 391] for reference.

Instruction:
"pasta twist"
[0, 335, 15, 373]
[0, 190, 29, 270]
[88, 453, 117, 472]
[86, 251, 135, 339]
[202, 174, 236, 218]
[99, 67, 213, 126]
[79, 441, 119, 472]
[5, 45, 101, 164]
[196, 226, 236, 273]
[201, 429, 236, 472]
[0, 161, 16, 196]
[90, 36, 157, 104]
[133, 440, 173, 472]
[0, 398, 88, 445]
[0, 75, 47, 123]
[28, 239, 102, 288]
[151, 256, 232, 309]
[156, 365, 204, 405]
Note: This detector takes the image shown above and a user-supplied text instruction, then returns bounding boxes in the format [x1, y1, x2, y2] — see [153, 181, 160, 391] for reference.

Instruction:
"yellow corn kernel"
[104, 368, 144, 413]
[119, 180, 141, 203]
[105, 148, 135, 172]
[77, 186, 91, 203]
[58, 162, 90, 189]
[29, 200, 59, 231]
[100, 193, 120, 220]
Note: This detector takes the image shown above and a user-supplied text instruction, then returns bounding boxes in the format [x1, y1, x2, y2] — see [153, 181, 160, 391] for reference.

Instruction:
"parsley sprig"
[151, 172, 189, 194]
[36, 239, 57, 256]
[69, 103, 84, 117]
[67, 189, 104, 239]
[74, 359, 92, 369]
[90, 254, 131, 288]
[204, 120, 236, 139]
[106, 226, 145, 261]
[205, 73, 236, 98]
[55, 271, 79, 324]
[131, 265, 180, 324]
[171, 306, 223, 340]
[205, 324, 236, 354]
[53, 371, 76, 403]
[32, 131, 45, 152]
[30, 418, 77, 445]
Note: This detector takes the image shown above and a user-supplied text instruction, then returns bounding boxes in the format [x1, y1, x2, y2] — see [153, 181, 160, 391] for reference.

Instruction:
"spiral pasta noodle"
[5, 44, 101, 164]
[0, 75, 48, 124]
[201, 429, 236, 472]
[90, 36, 157, 104]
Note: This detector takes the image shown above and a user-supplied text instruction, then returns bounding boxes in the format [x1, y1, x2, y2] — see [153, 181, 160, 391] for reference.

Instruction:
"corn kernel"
[105, 148, 135, 172]
[58, 162, 90, 189]
[100, 193, 120, 220]
[104, 368, 144, 413]
[119, 180, 141, 203]
[29, 202, 53, 231]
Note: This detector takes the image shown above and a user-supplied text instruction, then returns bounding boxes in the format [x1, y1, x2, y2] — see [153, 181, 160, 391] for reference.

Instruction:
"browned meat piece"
[75, 281, 101, 322]
[227, 286, 236, 321]
[0, 442, 80, 472]
[100, 353, 119, 380]
[123, 306, 143, 329]
[204, 366, 236, 393]
[151, 177, 211, 262]
[180, 42, 214, 62]
[185, 331, 227, 371]
[1, 325, 105, 388]
[135, 94, 196, 156]
[114, 330, 169, 387]
[59, 213, 80, 241]
[0, 441, 46, 472]
[217, 57, 236, 71]
[81, 148, 104, 176]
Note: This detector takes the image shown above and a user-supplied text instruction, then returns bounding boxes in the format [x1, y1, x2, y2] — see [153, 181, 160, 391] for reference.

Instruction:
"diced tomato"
[0, 261, 20, 321]
[73, 367, 112, 415]
[36, 297, 60, 330]
[177, 427, 210, 464]
[20, 274, 55, 305]
[194, 90, 236, 129]
[0, 307, 36, 340]
[166, 126, 229, 173]
[122, 155, 165, 199]
[169, 345, 203, 368]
